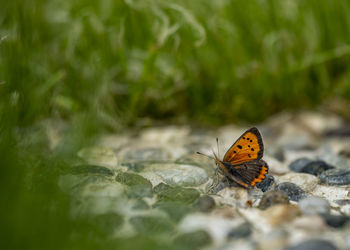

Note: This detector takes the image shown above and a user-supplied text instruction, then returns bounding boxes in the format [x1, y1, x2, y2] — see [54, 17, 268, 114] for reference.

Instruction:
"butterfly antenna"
[196, 151, 215, 160]
[216, 138, 220, 158]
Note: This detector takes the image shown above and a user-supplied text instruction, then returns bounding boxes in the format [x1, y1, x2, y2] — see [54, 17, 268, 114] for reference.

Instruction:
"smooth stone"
[227, 223, 252, 239]
[154, 183, 200, 204]
[193, 195, 216, 213]
[320, 214, 350, 228]
[77, 146, 118, 168]
[275, 182, 306, 202]
[278, 173, 318, 192]
[215, 187, 249, 208]
[140, 163, 208, 187]
[58, 174, 110, 193]
[289, 158, 312, 172]
[311, 185, 350, 202]
[178, 213, 244, 242]
[173, 230, 212, 249]
[334, 199, 350, 206]
[289, 158, 334, 176]
[301, 161, 334, 176]
[240, 205, 300, 232]
[256, 174, 275, 192]
[319, 169, 350, 185]
[115, 172, 152, 187]
[153, 201, 192, 222]
[70, 164, 114, 177]
[288, 239, 338, 250]
[120, 162, 148, 172]
[298, 196, 330, 215]
[130, 215, 174, 234]
[115, 172, 153, 198]
[257, 229, 289, 250]
[341, 205, 350, 216]
[259, 190, 289, 210]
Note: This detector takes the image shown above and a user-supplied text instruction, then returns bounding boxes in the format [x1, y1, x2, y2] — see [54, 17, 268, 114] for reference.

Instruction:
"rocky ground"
[58, 112, 350, 250]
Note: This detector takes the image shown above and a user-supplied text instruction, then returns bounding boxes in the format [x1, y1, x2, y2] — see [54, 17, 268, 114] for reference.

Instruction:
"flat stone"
[275, 182, 306, 201]
[320, 214, 350, 228]
[193, 195, 216, 213]
[289, 158, 334, 176]
[140, 163, 208, 187]
[259, 190, 290, 210]
[115, 172, 153, 198]
[319, 169, 350, 185]
[178, 213, 244, 242]
[130, 215, 174, 235]
[289, 158, 312, 172]
[173, 230, 212, 249]
[256, 174, 275, 192]
[288, 239, 338, 250]
[215, 187, 249, 208]
[78, 146, 118, 168]
[154, 183, 200, 204]
[278, 173, 318, 192]
[227, 223, 252, 239]
[298, 196, 330, 215]
[153, 201, 192, 222]
[311, 185, 350, 203]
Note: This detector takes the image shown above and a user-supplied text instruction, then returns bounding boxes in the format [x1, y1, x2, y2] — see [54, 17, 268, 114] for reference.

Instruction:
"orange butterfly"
[198, 127, 268, 188]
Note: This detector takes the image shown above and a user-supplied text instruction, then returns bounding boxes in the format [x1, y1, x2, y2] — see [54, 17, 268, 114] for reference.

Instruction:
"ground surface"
[59, 111, 350, 250]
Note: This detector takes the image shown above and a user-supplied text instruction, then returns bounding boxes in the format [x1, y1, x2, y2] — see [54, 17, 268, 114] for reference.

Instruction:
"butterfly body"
[210, 127, 269, 188]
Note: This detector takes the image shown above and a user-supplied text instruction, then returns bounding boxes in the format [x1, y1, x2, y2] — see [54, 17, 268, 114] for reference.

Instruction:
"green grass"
[1, 0, 350, 249]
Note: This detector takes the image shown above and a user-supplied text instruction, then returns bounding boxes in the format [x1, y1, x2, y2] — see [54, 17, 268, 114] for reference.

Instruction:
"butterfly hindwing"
[225, 159, 268, 187]
[223, 127, 264, 164]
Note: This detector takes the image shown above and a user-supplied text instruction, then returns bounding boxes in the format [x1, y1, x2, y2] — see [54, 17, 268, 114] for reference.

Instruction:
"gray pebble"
[298, 196, 330, 215]
[256, 174, 275, 192]
[194, 195, 216, 213]
[289, 158, 334, 176]
[319, 169, 350, 185]
[321, 214, 350, 228]
[227, 223, 252, 239]
[288, 239, 338, 250]
[259, 190, 290, 210]
[275, 182, 306, 201]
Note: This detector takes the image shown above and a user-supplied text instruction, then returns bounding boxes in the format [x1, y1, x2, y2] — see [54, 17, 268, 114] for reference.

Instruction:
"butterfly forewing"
[223, 127, 264, 164]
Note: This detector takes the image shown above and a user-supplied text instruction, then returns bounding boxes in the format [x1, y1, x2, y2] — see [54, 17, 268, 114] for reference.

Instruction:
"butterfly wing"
[223, 159, 268, 187]
[223, 127, 264, 164]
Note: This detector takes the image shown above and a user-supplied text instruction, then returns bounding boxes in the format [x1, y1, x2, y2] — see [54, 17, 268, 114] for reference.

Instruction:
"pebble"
[259, 190, 290, 210]
[298, 196, 330, 215]
[311, 185, 350, 202]
[140, 163, 208, 187]
[288, 239, 338, 250]
[173, 230, 212, 249]
[321, 214, 350, 228]
[77, 146, 118, 168]
[123, 147, 171, 161]
[319, 169, 350, 185]
[115, 172, 153, 198]
[153, 201, 192, 222]
[130, 215, 174, 234]
[154, 183, 200, 204]
[194, 195, 216, 213]
[278, 173, 319, 192]
[289, 158, 334, 176]
[275, 182, 307, 201]
[256, 174, 275, 192]
[227, 223, 252, 239]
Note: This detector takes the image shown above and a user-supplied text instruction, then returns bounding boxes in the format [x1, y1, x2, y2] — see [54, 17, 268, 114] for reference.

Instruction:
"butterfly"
[197, 127, 268, 188]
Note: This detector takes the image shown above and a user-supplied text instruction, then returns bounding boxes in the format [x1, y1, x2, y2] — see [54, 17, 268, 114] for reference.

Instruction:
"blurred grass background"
[1, 0, 350, 249]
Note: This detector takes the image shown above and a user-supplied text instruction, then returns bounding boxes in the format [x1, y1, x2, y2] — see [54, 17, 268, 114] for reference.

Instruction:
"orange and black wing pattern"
[225, 160, 268, 188]
[223, 127, 264, 165]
